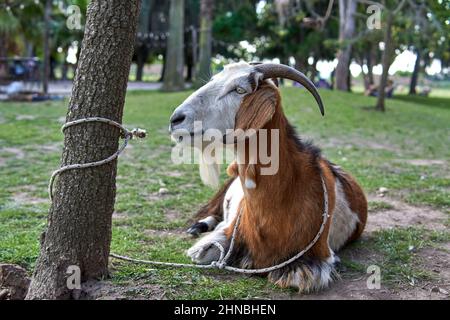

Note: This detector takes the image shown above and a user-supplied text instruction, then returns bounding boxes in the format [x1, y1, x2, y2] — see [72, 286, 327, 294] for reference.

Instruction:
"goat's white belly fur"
[328, 179, 360, 252]
[187, 177, 243, 264]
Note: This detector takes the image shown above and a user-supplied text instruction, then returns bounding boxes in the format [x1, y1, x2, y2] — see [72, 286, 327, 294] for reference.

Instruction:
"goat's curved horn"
[253, 63, 325, 116]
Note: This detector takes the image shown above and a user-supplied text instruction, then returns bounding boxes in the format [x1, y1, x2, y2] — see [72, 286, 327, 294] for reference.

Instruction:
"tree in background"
[375, 0, 407, 112]
[194, 0, 214, 86]
[335, 0, 356, 91]
[256, 0, 337, 80]
[212, 0, 259, 61]
[404, 0, 449, 95]
[135, 0, 152, 82]
[162, 0, 185, 91]
[26, 0, 140, 299]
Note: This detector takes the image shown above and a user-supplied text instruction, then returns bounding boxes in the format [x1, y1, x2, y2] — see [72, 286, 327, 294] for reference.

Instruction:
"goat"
[169, 62, 367, 293]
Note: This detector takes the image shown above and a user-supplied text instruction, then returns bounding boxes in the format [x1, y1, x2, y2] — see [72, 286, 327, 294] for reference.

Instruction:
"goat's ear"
[235, 85, 277, 131]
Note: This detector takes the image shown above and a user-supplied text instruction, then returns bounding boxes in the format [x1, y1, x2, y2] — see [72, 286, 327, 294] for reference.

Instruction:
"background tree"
[42, 0, 51, 94]
[162, 0, 185, 91]
[256, 0, 337, 80]
[194, 0, 214, 86]
[135, 0, 152, 81]
[375, 0, 407, 112]
[26, 0, 140, 300]
[335, 0, 356, 91]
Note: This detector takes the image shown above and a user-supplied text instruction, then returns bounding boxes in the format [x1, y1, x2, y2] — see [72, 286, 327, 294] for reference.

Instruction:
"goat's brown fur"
[225, 83, 338, 268]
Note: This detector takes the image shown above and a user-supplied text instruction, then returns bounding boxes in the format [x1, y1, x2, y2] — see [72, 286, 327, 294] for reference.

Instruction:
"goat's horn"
[253, 63, 325, 116]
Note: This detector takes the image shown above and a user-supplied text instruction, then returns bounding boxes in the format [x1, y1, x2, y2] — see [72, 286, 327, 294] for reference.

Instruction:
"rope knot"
[211, 261, 226, 269]
[130, 128, 147, 139]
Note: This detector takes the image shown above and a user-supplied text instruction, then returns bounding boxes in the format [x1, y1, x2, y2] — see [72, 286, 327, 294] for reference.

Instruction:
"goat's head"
[169, 61, 324, 145]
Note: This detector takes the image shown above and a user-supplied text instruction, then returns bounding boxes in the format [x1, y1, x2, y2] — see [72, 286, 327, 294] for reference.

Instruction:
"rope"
[111, 176, 329, 275]
[49, 116, 330, 275]
[48, 117, 146, 200]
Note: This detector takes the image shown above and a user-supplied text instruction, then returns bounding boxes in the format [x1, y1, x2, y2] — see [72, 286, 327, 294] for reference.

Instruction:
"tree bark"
[376, 14, 393, 112]
[409, 49, 421, 95]
[26, 0, 140, 300]
[162, 0, 185, 91]
[194, 0, 214, 87]
[335, 0, 356, 91]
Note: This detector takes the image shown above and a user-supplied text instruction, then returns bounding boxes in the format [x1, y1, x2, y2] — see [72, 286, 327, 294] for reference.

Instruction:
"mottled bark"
[335, 0, 356, 91]
[26, 0, 140, 300]
[162, 0, 185, 91]
[194, 0, 214, 87]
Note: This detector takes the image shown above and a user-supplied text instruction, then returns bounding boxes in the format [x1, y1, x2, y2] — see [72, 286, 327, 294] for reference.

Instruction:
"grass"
[0, 87, 449, 299]
[368, 228, 450, 285]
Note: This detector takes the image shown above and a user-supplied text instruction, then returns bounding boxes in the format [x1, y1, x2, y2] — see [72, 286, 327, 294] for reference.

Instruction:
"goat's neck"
[236, 110, 310, 207]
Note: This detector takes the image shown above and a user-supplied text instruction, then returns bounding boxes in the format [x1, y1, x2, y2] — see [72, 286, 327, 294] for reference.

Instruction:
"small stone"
[0, 264, 30, 300]
[378, 187, 388, 193]
[158, 187, 169, 195]
[431, 287, 439, 293]
[0, 289, 9, 300]
[439, 288, 448, 295]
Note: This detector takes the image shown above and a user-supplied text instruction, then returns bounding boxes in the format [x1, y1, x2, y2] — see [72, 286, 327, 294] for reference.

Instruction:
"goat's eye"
[235, 86, 246, 94]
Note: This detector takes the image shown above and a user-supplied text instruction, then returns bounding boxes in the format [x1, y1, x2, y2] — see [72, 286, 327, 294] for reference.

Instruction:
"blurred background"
[0, 0, 448, 101]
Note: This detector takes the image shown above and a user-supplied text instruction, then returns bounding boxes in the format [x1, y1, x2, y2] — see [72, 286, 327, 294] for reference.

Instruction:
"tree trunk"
[135, 0, 152, 82]
[26, 0, 140, 300]
[409, 49, 421, 95]
[335, 0, 356, 91]
[135, 46, 149, 81]
[194, 0, 214, 87]
[367, 44, 375, 86]
[162, 0, 185, 91]
[42, 0, 51, 94]
[376, 14, 393, 112]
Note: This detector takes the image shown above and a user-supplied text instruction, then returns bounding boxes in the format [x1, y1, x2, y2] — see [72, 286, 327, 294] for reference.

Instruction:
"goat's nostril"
[170, 113, 186, 127]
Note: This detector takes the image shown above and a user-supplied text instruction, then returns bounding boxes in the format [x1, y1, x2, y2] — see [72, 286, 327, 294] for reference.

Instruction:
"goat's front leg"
[186, 176, 236, 237]
[187, 221, 230, 264]
[187, 216, 219, 237]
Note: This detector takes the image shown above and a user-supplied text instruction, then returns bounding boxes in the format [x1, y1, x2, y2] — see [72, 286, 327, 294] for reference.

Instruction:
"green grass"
[0, 87, 449, 298]
[368, 228, 450, 285]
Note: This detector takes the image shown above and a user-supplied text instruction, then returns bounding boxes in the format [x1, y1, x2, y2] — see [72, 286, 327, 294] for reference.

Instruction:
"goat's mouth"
[170, 129, 205, 144]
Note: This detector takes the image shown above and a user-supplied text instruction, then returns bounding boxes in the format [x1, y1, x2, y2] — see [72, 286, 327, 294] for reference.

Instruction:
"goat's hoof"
[187, 242, 221, 265]
[186, 222, 208, 237]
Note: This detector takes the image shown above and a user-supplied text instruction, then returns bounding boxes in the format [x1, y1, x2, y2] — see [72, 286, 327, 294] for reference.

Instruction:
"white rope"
[111, 176, 329, 275]
[48, 117, 146, 200]
[49, 116, 330, 275]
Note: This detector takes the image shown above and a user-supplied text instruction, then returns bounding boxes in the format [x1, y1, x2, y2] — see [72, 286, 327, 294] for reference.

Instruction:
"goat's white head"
[169, 61, 324, 145]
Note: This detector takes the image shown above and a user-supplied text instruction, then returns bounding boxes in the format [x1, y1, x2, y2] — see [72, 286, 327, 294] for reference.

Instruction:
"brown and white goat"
[169, 62, 367, 293]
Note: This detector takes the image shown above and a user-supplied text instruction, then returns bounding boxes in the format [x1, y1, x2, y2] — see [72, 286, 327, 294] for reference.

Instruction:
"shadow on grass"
[393, 95, 450, 110]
